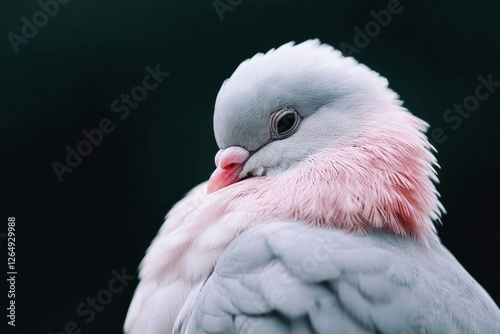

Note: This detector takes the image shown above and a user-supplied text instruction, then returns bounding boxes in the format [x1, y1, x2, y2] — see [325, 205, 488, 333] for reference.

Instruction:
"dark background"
[1, 0, 499, 333]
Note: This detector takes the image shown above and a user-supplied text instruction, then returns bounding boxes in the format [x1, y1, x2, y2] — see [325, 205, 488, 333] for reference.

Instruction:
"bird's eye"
[270, 108, 301, 140]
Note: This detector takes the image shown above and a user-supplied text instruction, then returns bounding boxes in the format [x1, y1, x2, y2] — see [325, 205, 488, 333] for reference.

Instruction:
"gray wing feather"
[179, 222, 500, 334]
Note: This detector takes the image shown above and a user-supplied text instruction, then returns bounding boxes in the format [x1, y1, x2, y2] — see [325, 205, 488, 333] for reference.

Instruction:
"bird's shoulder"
[178, 222, 500, 334]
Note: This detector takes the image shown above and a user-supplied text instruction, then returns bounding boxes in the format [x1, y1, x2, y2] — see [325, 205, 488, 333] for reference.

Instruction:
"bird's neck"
[226, 109, 443, 244]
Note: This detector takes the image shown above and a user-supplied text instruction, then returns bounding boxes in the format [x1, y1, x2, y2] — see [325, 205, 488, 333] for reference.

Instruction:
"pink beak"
[207, 146, 250, 194]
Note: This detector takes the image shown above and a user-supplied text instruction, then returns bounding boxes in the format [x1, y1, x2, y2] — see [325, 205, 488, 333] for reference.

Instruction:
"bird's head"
[207, 39, 444, 242]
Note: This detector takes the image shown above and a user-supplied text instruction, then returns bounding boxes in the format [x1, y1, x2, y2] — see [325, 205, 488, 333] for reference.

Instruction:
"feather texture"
[177, 222, 500, 333]
[124, 40, 497, 334]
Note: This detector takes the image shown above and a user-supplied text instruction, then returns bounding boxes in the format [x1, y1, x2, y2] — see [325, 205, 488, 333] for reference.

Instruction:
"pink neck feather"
[217, 107, 442, 241]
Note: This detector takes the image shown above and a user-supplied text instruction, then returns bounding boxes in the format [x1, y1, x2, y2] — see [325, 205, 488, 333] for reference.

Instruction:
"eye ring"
[270, 108, 302, 140]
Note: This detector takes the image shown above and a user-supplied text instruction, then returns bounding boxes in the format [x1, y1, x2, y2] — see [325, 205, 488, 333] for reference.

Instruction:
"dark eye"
[270, 108, 301, 140]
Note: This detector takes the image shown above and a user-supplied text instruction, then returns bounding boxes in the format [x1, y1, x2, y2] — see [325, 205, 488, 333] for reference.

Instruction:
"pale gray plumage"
[175, 222, 500, 334]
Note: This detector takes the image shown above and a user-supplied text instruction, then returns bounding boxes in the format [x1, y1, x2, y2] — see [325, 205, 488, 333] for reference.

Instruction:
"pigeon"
[124, 40, 500, 333]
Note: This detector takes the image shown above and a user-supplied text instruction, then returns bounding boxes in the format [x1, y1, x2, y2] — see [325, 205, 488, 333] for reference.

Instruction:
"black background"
[1, 0, 499, 333]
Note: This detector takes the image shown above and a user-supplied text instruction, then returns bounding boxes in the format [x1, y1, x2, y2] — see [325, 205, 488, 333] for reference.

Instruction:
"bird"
[124, 39, 500, 333]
